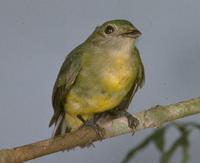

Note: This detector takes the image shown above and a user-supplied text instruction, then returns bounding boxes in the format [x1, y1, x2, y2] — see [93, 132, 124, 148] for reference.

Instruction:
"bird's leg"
[124, 111, 139, 130]
[108, 110, 139, 134]
[85, 116, 105, 139]
[77, 114, 105, 139]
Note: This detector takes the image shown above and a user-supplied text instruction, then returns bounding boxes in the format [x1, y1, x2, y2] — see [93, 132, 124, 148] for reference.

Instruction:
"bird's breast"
[78, 47, 136, 91]
[65, 47, 137, 115]
[99, 50, 136, 92]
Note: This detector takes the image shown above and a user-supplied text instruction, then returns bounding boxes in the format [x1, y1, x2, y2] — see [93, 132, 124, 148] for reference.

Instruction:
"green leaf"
[121, 135, 152, 163]
[122, 122, 199, 163]
[121, 126, 168, 163]
[160, 127, 190, 163]
[152, 127, 166, 153]
[160, 136, 182, 163]
[180, 131, 190, 163]
[181, 140, 190, 163]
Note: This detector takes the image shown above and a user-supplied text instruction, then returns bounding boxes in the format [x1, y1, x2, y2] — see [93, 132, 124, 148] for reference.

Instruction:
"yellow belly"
[65, 52, 136, 116]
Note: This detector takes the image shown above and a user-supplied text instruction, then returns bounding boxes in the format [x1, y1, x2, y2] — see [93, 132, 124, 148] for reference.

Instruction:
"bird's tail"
[49, 112, 67, 137]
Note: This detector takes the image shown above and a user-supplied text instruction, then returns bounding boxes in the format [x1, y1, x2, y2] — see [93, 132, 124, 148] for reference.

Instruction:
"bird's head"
[86, 19, 141, 49]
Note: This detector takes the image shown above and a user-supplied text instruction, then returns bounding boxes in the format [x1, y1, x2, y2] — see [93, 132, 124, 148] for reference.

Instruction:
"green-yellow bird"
[49, 19, 145, 137]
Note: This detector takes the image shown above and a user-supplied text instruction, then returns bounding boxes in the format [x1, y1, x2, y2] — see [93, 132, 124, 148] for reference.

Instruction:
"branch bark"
[0, 96, 200, 163]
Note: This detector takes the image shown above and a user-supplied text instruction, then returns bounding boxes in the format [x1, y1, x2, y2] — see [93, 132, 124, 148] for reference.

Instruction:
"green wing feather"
[133, 47, 145, 89]
[49, 47, 82, 128]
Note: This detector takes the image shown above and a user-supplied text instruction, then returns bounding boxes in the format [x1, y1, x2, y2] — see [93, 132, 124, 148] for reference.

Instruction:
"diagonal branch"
[0, 96, 200, 163]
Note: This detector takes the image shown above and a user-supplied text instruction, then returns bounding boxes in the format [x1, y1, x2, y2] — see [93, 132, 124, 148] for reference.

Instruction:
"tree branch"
[0, 96, 200, 163]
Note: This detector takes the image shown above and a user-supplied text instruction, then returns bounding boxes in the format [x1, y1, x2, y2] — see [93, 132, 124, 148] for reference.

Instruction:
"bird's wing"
[116, 47, 145, 111]
[132, 47, 145, 90]
[49, 47, 82, 127]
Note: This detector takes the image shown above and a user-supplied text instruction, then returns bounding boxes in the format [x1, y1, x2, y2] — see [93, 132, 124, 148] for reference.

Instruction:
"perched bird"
[49, 19, 145, 137]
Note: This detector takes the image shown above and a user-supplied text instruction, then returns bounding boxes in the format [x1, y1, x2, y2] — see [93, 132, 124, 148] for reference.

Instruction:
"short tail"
[49, 112, 67, 137]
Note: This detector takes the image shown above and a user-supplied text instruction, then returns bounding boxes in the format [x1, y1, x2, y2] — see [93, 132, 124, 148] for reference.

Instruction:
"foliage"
[121, 122, 200, 163]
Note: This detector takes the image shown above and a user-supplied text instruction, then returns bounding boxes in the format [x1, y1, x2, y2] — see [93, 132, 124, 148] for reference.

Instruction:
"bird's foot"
[78, 114, 105, 139]
[84, 117, 105, 139]
[108, 110, 139, 135]
[125, 112, 139, 133]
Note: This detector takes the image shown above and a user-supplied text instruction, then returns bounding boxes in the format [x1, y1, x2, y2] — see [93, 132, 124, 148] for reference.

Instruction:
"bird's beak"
[121, 29, 142, 39]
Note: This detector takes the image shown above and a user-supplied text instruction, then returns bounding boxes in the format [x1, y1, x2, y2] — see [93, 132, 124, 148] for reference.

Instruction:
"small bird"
[49, 19, 145, 137]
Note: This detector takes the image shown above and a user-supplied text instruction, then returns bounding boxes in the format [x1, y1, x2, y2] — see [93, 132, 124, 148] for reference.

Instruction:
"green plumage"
[49, 19, 145, 137]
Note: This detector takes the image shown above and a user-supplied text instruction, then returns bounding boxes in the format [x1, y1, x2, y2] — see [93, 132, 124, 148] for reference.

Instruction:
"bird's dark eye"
[104, 25, 115, 34]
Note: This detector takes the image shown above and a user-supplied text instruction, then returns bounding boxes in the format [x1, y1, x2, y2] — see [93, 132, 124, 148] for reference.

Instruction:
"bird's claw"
[125, 113, 139, 129]
[108, 110, 139, 135]
[84, 119, 105, 139]
[126, 114, 139, 135]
